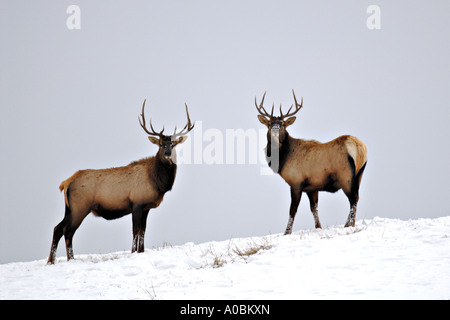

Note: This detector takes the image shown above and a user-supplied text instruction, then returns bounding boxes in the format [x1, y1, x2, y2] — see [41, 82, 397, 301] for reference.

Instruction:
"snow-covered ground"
[1, 216, 449, 300]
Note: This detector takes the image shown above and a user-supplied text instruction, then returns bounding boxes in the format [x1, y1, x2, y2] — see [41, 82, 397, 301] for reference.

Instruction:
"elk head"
[255, 90, 303, 147]
[139, 99, 195, 165]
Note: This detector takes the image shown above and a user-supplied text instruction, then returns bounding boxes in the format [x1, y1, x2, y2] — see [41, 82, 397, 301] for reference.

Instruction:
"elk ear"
[285, 116, 296, 127]
[173, 136, 188, 146]
[257, 115, 270, 127]
[148, 136, 160, 145]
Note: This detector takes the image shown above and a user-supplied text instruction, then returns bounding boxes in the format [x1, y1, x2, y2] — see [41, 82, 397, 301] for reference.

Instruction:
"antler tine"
[281, 89, 303, 119]
[284, 104, 294, 117]
[185, 103, 193, 128]
[293, 89, 302, 106]
[261, 91, 266, 106]
[255, 91, 272, 118]
[172, 103, 195, 139]
[150, 119, 165, 136]
[139, 99, 152, 135]
[139, 99, 164, 137]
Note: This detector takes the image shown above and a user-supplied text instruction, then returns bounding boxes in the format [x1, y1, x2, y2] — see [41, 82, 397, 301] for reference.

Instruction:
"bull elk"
[255, 90, 368, 234]
[48, 100, 194, 264]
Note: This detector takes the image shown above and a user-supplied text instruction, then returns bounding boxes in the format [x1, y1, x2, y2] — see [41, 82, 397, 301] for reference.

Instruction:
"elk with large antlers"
[48, 100, 194, 264]
[255, 90, 368, 234]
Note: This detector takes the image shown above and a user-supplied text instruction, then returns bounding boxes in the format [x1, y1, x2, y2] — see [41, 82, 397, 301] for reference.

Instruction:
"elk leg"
[344, 203, 357, 227]
[138, 209, 149, 253]
[344, 163, 365, 228]
[307, 191, 322, 229]
[48, 204, 75, 264]
[284, 186, 302, 235]
[131, 204, 149, 253]
[48, 213, 69, 264]
[63, 213, 87, 261]
[48, 218, 78, 262]
[132, 236, 137, 253]
[64, 226, 76, 261]
[132, 215, 139, 253]
[344, 191, 359, 227]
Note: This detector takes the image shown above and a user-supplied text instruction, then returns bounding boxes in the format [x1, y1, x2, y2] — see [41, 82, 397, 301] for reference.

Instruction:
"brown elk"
[47, 100, 194, 264]
[255, 90, 368, 234]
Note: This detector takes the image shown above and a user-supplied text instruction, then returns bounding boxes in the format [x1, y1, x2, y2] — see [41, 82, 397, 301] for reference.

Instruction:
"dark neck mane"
[154, 156, 177, 194]
[266, 133, 291, 174]
[131, 156, 177, 194]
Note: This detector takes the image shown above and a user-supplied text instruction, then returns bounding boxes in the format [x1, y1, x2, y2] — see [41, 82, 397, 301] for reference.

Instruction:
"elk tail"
[345, 137, 368, 194]
[59, 171, 82, 207]
[345, 137, 368, 176]
[59, 180, 70, 207]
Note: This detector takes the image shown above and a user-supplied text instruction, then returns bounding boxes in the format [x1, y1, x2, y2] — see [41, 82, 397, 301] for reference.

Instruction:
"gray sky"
[1, 1, 449, 264]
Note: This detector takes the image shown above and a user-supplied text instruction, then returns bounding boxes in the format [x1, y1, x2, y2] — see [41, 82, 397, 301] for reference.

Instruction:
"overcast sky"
[1, 1, 449, 263]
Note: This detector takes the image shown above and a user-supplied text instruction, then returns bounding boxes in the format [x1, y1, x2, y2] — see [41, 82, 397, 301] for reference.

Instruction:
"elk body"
[48, 100, 194, 264]
[256, 91, 368, 234]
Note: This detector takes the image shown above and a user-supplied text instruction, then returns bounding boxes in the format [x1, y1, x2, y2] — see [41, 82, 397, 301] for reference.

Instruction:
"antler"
[280, 90, 303, 119]
[256, 90, 303, 119]
[255, 91, 274, 118]
[139, 99, 165, 137]
[172, 103, 195, 139]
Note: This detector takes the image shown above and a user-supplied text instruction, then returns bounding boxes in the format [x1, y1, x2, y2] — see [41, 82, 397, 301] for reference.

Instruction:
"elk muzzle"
[162, 145, 175, 164]
[270, 123, 281, 145]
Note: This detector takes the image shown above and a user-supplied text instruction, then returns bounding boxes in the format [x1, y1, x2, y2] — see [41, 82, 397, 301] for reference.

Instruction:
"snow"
[1, 216, 449, 299]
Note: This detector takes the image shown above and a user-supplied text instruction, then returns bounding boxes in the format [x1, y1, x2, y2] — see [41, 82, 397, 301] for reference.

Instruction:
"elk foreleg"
[131, 204, 149, 253]
[307, 191, 322, 229]
[284, 186, 302, 235]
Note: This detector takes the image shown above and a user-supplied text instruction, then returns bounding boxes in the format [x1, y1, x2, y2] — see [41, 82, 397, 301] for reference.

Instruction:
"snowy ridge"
[1, 216, 449, 299]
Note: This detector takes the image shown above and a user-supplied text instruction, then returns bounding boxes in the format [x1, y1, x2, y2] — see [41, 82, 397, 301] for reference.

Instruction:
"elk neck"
[265, 131, 291, 174]
[154, 152, 177, 194]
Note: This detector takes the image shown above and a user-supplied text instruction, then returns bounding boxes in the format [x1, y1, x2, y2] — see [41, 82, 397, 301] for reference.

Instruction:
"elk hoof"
[344, 221, 355, 228]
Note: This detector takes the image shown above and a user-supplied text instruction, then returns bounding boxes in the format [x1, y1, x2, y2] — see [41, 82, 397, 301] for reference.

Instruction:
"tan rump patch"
[345, 139, 358, 164]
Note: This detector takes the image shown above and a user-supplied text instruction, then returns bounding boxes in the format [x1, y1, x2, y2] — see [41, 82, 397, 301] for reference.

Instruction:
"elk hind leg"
[48, 204, 85, 263]
[344, 192, 358, 228]
[345, 200, 357, 227]
[307, 191, 322, 229]
[64, 223, 77, 261]
[344, 160, 367, 227]
[62, 210, 87, 261]
[284, 187, 301, 235]
[48, 206, 70, 264]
